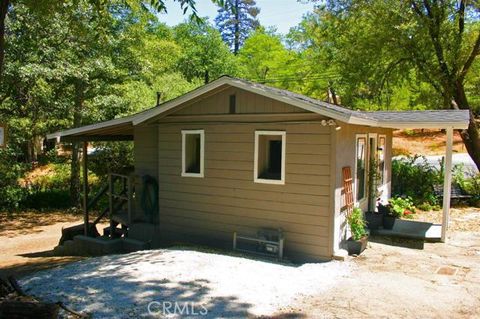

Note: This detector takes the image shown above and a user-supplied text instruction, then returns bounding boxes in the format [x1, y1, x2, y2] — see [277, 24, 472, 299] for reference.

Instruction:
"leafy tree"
[304, 0, 480, 169]
[0, 0, 225, 82]
[238, 28, 296, 83]
[215, 0, 260, 54]
[174, 20, 238, 83]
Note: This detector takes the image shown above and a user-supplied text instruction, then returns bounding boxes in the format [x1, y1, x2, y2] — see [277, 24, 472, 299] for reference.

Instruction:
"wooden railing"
[87, 173, 135, 238]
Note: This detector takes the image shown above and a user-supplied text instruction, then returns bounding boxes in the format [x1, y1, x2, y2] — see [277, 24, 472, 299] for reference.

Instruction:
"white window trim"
[181, 129, 205, 178]
[355, 134, 368, 203]
[254, 130, 286, 185]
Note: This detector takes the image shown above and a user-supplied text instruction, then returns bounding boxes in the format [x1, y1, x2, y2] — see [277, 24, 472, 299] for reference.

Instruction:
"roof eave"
[374, 122, 469, 130]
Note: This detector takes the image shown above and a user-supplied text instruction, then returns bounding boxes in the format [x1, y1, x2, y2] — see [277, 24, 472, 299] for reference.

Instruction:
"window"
[182, 130, 204, 178]
[378, 135, 386, 184]
[254, 131, 286, 185]
[355, 135, 367, 201]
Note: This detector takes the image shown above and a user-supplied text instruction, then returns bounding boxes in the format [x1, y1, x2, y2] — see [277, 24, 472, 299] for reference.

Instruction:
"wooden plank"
[159, 203, 329, 226]
[157, 175, 329, 195]
[159, 218, 329, 250]
[160, 183, 330, 205]
[160, 209, 328, 237]
[158, 190, 329, 215]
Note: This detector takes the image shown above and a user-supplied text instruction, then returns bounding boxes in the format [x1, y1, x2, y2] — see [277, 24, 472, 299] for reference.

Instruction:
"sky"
[158, 0, 317, 34]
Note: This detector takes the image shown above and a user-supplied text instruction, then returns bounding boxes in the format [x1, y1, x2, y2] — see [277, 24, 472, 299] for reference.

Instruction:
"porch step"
[112, 210, 130, 226]
[122, 238, 150, 253]
[103, 226, 127, 238]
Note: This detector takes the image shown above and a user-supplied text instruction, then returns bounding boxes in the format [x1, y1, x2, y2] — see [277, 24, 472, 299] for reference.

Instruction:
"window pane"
[378, 137, 386, 184]
[185, 134, 201, 174]
[356, 137, 366, 200]
[257, 134, 283, 181]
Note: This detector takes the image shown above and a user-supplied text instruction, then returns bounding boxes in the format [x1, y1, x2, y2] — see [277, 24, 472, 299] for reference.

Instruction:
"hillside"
[393, 129, 466, 156]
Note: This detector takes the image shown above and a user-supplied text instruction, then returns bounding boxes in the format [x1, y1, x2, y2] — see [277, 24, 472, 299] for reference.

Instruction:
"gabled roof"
[47, 76, 470, 141]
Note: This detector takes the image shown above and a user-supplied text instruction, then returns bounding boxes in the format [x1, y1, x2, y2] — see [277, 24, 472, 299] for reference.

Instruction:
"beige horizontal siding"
[155, 121, 332, 261]
[175, 86, 305, 115]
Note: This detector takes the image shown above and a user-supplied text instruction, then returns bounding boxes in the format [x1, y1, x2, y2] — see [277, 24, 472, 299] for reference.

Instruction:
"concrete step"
[122, 238, 149, 253]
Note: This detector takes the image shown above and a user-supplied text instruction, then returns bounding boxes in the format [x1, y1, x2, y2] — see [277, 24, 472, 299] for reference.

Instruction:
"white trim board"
[254, 130, 286, 185]
[181, 129, 205, 178]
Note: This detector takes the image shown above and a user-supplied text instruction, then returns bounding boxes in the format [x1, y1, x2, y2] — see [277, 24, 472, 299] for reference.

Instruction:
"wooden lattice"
[342, 166, 354, 216]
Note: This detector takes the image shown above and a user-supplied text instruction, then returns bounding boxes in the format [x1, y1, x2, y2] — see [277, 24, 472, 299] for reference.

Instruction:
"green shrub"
[392, 155, 442, 206]
[89, 142, 134, 180]
[22, 189, 71, 209]
[0, 149, 28, 211]
[347, 207, 367, 240]
[453, 165, 480, 206]
[21, 163, 73, 209]
[388, 196, 416, 218]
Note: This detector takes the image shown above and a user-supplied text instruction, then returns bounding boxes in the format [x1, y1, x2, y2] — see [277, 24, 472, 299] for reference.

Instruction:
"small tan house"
[48, 76, 469, 262]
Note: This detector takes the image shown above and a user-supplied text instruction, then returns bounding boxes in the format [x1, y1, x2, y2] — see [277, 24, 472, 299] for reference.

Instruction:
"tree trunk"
[70, 81, 84, 208]
[0, 0, 9, 82]
[454, 80, 480, 170]
[233, 0, 239, 54]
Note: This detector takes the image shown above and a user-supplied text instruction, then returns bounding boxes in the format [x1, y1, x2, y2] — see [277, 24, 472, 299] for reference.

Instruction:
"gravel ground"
[20, 250, 351, 318]
[412, 206, 480, 232]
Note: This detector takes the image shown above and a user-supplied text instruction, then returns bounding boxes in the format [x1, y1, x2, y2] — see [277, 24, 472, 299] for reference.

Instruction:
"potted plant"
[365, 157, 383, 230]
[346, 207, 368, 255]
[381, 197, 416, 229]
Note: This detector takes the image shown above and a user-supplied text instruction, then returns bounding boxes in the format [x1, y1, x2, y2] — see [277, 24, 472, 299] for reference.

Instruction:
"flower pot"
[347, 236, 368, 255]
[365, 212, 383, 230]
[377, 203, 390, 215]
[382, 215, 396, 230]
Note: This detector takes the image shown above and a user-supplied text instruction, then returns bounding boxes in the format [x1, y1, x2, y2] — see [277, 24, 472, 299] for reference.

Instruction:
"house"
[47, 76, 470, 262]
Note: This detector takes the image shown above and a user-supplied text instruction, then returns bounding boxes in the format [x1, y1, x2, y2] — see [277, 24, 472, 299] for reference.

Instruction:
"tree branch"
[460, 32, 480, 81]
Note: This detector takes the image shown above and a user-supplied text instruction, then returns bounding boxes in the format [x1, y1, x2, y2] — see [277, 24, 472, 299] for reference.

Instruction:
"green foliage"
[21, 163, 72, 209]
[347, 207, 367, 240]
[238, 28, 296, 84]
[453, 165, 480, 206]
[392, 156, 442, 206]
[0, 149, 28, 211]
[215, 0, 260, 53]
[388, 197, 416, 218]
[89, 142, 134, 179]
[174, 20, 238, 83]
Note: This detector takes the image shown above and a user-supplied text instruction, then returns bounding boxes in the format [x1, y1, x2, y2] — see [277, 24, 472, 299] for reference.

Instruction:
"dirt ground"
[393, 129, 465, 156]
[281, 231, 480, 318]
[1, 210, 480, 318]
[0, 211, 87, 277]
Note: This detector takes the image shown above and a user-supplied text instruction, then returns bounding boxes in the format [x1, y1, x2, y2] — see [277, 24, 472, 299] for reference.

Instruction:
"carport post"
[83, 141, 89, 236]
[441, 127, 453, 242]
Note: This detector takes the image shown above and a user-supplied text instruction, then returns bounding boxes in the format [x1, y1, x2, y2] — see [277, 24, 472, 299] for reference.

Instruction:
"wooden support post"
[127, 175, 133, 226]
[441, 127, 453, 243]
[108, 173, 114, 238]
[82, 142, 89, 236]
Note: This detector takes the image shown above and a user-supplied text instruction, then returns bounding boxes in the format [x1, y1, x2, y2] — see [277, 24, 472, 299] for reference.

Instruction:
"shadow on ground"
[19, 250, 316, 318]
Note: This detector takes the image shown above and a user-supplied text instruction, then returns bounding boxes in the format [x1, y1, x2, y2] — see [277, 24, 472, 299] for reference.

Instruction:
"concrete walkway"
[371, 219, 441, 241]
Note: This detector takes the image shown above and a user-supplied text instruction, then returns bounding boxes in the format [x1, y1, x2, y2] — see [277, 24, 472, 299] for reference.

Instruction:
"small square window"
[182, 130, 204, 178]
[254, 131, 286, 185]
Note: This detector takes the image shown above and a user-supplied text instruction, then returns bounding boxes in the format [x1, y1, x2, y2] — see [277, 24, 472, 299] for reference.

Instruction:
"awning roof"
[47, 76, 470, 141]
